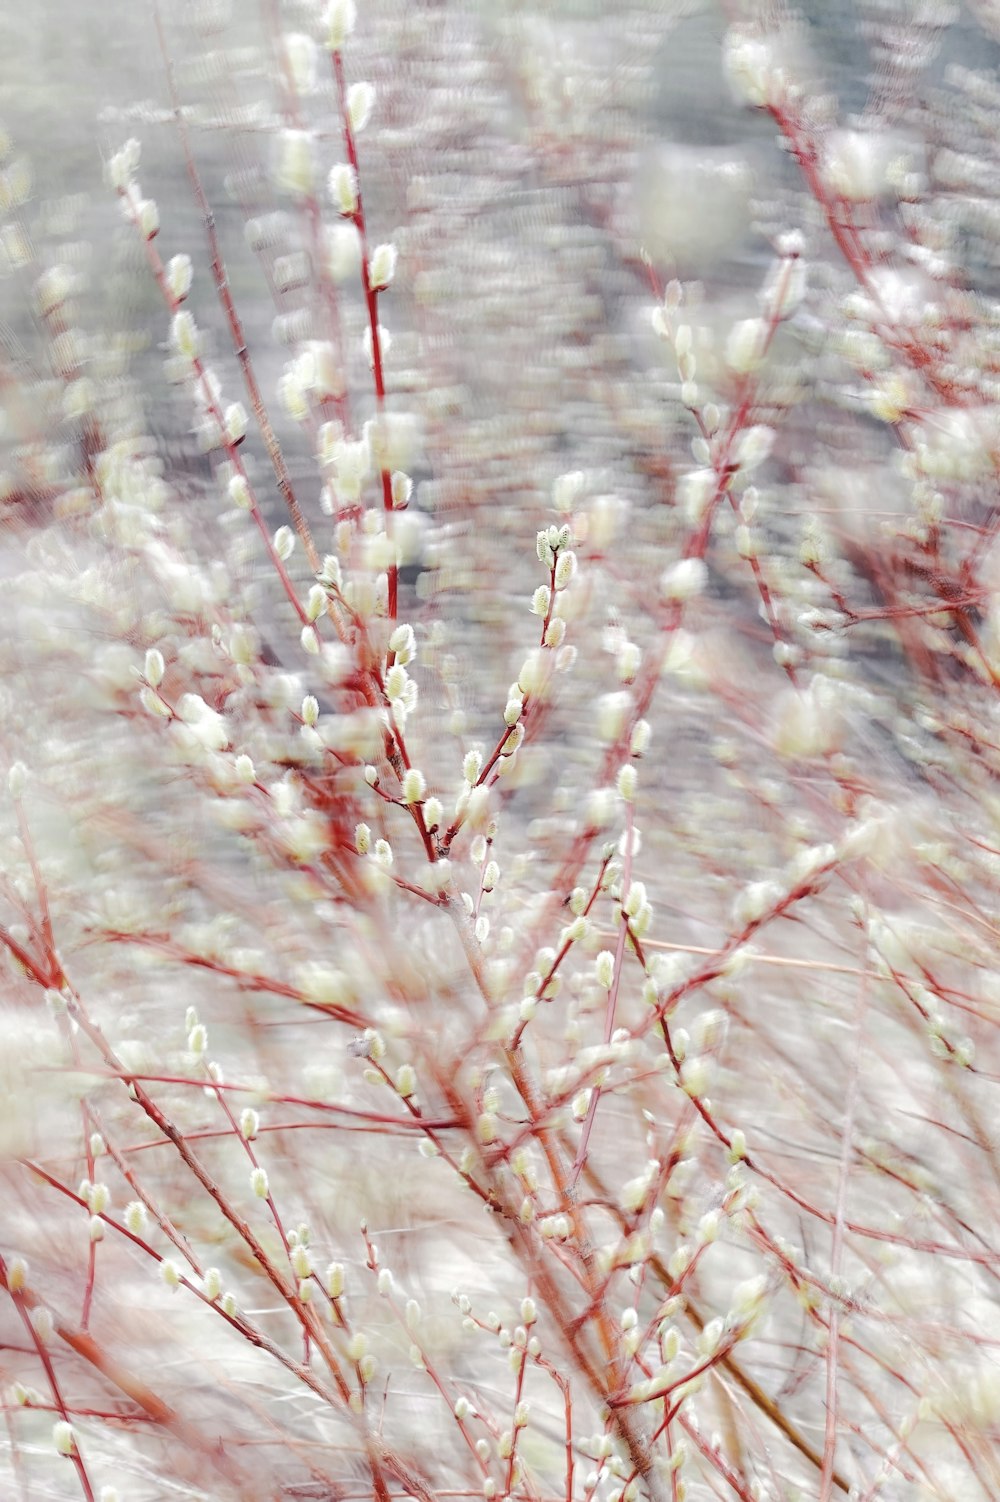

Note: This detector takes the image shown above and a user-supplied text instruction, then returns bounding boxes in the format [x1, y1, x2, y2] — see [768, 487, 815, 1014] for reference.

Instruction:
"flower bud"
[402, 767, 426, 804]
[124, 1200, 147, 1235]
[595, 950, 615, 989]
[52, 1421, 76, 1457]
[630, 719, 651, 757]
[282, 32, 317, 94]
[277, 130, 315, 197]
[368, 242, 398, 292]
[329, 163, 359, 217]
[140, 687, 169, 718]
[554, 551, 577, 591]
[423, 796, 442, 831]
[138, 198, 159, 239]
[273, 525, 295, 562]
[167, 253, 193, 302]
[170, 311, 198, 361]
[660, 557, 707, 602]
[347, 81, 375, 133]
[325, 0, 356, 49]
[616, 640, 641, 684]
[160, 1259, 182, 1291]
[107, 138, 140, 191]
[734, 425, 775, 473]
[617, 764, 638, 802]
[144, 647, 165, 687]
[824, 129, 885, 203]
[725, 317, 766, 375]
[224, 403, 248, 445]
[596, 692, 629, 744]
[723, 29, 784, 108]
[228, 473, 253, 510]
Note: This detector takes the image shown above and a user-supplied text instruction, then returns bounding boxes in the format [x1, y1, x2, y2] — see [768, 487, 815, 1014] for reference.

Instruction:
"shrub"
[2, 2, 1000, 1499]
